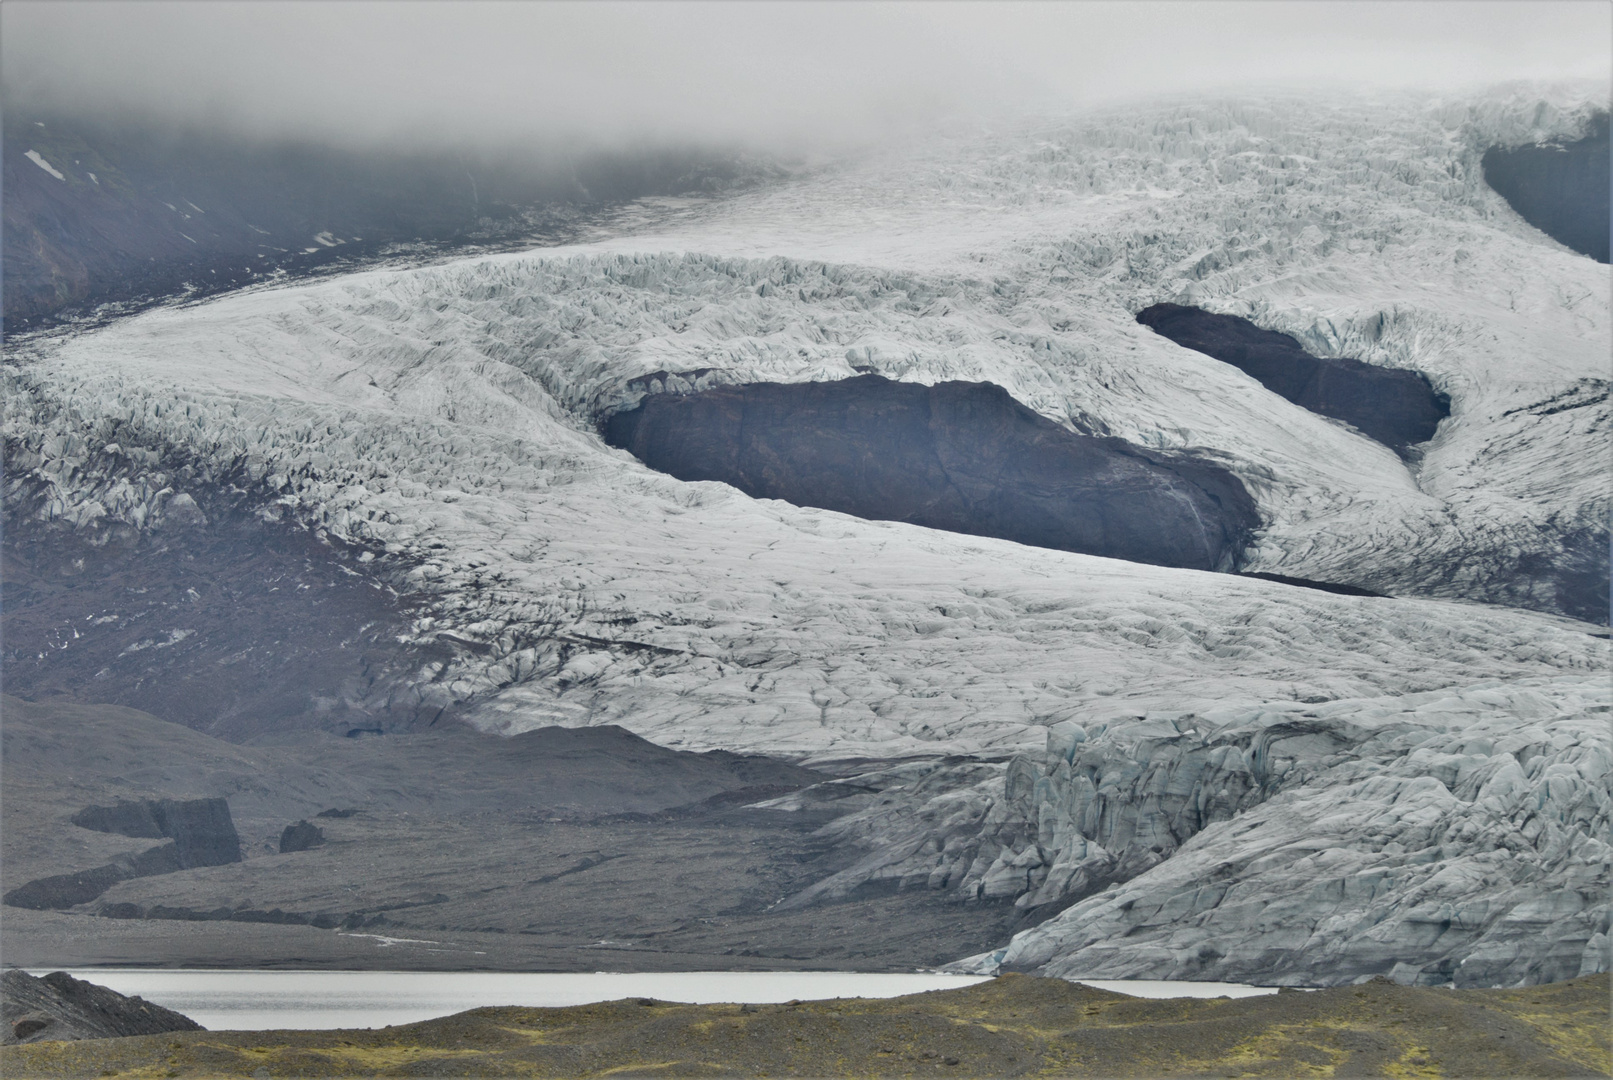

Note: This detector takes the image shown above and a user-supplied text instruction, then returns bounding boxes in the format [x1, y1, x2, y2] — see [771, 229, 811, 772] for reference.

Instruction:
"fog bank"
[4, 1, 1609, 154]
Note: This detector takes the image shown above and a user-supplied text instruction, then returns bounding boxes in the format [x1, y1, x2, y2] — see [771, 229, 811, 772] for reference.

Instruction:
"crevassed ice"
[5, 83, 1608, 989]
[4, 85, 1607, 766]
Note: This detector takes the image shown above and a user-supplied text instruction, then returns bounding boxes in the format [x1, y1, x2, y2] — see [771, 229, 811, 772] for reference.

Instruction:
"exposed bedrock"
[278, 820, 326, 854]
[0, 431, 471, 739]
[1, 969, 202, 1045]
[777, 677, 1610, 987]
[605, 375, 1258, 572]
[3, 798, 240, 910]
[1136, 304, 1450, 457]
[71, 797, 242, 869]
[1482, 112, 1611, 263]
[0, 846, 184, 910]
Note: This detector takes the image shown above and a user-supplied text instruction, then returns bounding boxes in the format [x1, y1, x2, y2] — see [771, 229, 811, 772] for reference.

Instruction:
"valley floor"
[1, 697, 1025, 975]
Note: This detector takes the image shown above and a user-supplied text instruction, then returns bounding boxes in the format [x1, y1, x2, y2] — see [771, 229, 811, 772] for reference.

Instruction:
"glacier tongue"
[3, 85, 1609, 984]
[782, 676, 1611, 987]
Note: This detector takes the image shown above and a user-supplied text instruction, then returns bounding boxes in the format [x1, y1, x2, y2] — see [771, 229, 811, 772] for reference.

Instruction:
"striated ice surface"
[3, 86, 1608, 983]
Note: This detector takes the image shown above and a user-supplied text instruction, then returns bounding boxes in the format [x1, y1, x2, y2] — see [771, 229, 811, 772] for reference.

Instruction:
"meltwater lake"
[42, 971, 1282, 1031]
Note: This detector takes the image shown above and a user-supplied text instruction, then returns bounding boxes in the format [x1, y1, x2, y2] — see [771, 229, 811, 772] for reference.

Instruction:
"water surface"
[44, 969, 1279, 1031]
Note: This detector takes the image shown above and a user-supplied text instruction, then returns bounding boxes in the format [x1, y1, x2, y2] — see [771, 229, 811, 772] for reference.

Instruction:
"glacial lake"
[41, 970, 1281, 1031]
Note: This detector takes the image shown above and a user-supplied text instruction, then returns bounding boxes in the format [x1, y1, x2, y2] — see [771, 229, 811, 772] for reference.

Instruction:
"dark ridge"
[2, 861, 159, 911]
[70, 797, 241, 868]
[2, 843, 189, 910]
[1238, 572, 1387, 598]
[4, 798, 242, 910]
[2, 969, 203, 1044]
[1482, 112, 1611, 263]
[605, 374, 1259, 573]
[1136, 303, 1450, 457]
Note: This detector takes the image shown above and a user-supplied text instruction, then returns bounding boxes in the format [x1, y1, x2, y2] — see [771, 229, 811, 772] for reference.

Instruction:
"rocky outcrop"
[279, 820, 326, 853]
[1, 969, 202, 1044]
[72, 798, 241, 868]
[4, 798, 240, 910]
[607, 375, 1258, 572]
[1482, 112, 1610, 263]
[1, 845, 184, 910]
[1136, 304, 1450, 457]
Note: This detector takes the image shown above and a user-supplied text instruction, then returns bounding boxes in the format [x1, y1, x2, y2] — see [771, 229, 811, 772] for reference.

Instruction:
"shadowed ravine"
[605, 375, 1259, 572]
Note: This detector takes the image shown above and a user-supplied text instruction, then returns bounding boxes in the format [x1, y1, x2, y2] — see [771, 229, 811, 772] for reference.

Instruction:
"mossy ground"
[3, 973, 1607, 1078]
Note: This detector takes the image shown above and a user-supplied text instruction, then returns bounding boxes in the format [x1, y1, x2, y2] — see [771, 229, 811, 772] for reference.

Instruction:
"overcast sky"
[5, 1, 1609, 152]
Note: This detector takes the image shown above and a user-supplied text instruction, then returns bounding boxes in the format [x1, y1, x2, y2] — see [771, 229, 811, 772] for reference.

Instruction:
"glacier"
[3, 84, 1608, 985]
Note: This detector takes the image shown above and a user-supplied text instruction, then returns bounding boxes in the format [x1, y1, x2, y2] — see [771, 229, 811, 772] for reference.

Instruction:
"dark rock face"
[605, 375, 1259, 572]
[72, 797, 241, 869]
[1482, 112, 1611, 263]
[2, 864, 141, 911]
[279, 821, 326, 854]
[3, 798, 240, 910]
[1, 969, 202, 1044]
[66, 801, 166, 839]
[0, 492, 445, 739]
[1136, 304, 1450, 457]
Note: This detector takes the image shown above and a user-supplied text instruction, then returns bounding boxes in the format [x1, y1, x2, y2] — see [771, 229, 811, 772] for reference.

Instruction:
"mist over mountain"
[3, 111, 774, 326]
[6, 2, 1607, 153]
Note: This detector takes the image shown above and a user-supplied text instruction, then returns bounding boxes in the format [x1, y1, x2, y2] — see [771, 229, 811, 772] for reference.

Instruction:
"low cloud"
[4, 1, 1608, 153]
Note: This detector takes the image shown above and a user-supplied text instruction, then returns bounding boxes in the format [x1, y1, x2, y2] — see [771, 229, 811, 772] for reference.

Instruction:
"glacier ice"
[776, 677, 1609, 987]
[3, 84, 1608, 985]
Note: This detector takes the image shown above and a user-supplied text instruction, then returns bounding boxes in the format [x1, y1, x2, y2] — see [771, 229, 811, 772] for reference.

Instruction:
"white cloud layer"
[4, 1, 1609, 152]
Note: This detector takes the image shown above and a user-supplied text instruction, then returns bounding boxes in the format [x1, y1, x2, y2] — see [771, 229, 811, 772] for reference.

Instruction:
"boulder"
[279, 820, 326, 854]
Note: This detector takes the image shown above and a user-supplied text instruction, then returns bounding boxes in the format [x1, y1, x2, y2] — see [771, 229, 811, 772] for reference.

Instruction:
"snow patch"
[24, 150, 65, 181]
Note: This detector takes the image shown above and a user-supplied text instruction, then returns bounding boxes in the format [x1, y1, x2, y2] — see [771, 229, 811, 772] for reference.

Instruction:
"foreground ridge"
[2, 972, 1607, 1077]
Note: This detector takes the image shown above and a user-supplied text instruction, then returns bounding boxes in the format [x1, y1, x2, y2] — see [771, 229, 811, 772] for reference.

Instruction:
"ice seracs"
[785, 676, 1610, 987]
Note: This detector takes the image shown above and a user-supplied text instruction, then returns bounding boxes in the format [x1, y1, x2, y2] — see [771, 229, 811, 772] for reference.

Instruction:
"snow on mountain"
[4, 85, 1607, 982]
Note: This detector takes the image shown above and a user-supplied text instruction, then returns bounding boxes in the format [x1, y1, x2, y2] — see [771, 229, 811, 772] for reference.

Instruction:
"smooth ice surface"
[39, 970, 993, 1031]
